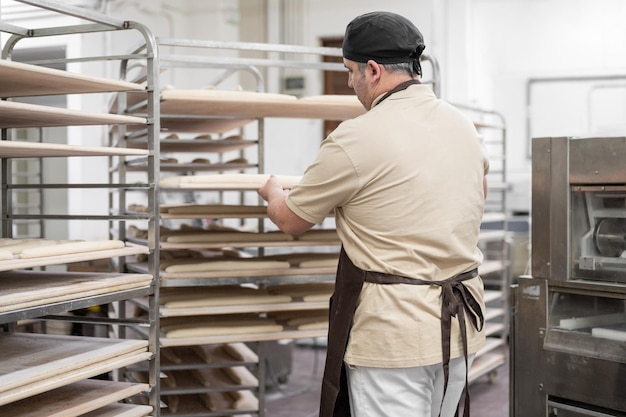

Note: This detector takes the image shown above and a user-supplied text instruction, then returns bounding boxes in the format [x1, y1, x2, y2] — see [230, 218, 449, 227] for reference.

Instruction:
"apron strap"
[320, 247, 367, 417]
[364, 268, 483, 417]
[374, 79, 421, 106]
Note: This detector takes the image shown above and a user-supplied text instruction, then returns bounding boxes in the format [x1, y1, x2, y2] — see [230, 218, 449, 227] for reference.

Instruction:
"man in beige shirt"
[259, 11, 488, 417]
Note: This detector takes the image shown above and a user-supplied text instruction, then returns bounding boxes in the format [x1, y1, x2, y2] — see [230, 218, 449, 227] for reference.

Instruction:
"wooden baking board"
[191, 366, 258, 390]
[158, 300, 329, 317]
[160, 205, 267, 219]
[152, 367, 255, 394]
[294, 95, 365, 120]
[160, 328, 328, 347]
[159, 89, 364, 121]
[163, 233, 293, 245]
[159, 286, 292, 306]
[0, 352, 152, 405]
[80, 403, 153, 417]
[159, 267, 337, 282]
[159, 392, 248, 416]
[268, 282, 335, 300]
[125, 137, 254, 153]
[0, 141, 148, 158]
[0, 336, 151, 406]
[126, 262, 337, 280]
[123, 115, 255, 134]
[0, 350, 153, 407]
[162, 318, 284, 339]
[0, 333, 147, 393]
[159, 89, 297, 117]
[0, 244, 148, 272]
[0, 101, 146, 129]
[156, 345, 252, 369]
[163, 204, 267, 216]
[0, 60, 144, 98]
[158, 240, 321, 250]
[159, 173, 302, 190]
[0, 271, 152, 312]
[125, 161, 256, 173]
[158, 116, 256, 134]
[131, 286, 327, 317]
[0, 379, 149, 417]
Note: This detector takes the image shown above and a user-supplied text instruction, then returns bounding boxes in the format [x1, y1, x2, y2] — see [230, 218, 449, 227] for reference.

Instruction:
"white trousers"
[346, 354, 475, 417]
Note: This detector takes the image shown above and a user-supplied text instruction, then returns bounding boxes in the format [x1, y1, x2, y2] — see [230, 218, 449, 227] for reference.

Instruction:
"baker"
[258, 10, 489, 417]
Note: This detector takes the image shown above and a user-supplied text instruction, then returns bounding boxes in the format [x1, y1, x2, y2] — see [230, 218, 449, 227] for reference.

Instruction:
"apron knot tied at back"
[319, 246, 483, 417]
[365, 268, 483, 417]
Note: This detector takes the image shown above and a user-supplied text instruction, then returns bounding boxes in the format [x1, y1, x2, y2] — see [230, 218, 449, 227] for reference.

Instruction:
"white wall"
[468, 0, 626, 211]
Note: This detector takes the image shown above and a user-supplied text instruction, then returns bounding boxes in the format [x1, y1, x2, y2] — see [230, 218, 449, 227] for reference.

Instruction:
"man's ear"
[366, 60, 382, 81]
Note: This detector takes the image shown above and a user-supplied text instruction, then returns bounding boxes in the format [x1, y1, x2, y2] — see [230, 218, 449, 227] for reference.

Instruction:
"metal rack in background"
[1, 0, 161, 415]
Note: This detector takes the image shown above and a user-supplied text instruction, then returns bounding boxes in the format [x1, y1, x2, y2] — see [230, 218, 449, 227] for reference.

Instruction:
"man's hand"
[258, 175, 314, 235]
[258, 175, 287, 203]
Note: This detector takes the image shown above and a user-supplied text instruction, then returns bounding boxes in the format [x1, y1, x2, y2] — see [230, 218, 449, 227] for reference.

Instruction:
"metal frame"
[451, 102, 510, 384]
[1, 1, 161, 415]
[513, 136, 626, 417]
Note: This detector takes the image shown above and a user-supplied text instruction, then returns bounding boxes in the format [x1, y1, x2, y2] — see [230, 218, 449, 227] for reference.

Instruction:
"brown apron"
[319, 247, 484, 417]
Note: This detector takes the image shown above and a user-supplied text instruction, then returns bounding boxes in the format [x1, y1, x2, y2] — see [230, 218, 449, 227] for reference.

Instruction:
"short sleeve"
[286, 136, 360, 225]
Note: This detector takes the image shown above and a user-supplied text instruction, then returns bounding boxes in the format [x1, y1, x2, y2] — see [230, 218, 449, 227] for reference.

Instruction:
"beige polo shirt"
[286, 84, 489, 367]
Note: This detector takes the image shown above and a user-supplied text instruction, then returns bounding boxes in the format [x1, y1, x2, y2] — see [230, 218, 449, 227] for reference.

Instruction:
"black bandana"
[342, 11, 426, 76]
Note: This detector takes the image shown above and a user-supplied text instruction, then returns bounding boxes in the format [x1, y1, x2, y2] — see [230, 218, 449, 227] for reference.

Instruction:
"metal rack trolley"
[0, 0, 161, 415]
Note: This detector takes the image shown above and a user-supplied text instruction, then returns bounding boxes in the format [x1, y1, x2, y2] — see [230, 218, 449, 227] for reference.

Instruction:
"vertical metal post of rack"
[257, 341, 267, 417]
[1, 3, 164, 417]
[128, 21, 162, 417]
[0, 118, 13, 240]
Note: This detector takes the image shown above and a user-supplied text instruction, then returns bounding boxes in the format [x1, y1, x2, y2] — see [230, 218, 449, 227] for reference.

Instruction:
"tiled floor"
[265, 342, 510, 417]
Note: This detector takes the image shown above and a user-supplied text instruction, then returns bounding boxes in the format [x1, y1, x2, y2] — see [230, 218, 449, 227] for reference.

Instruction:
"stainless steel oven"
[512, 136, 626, 417]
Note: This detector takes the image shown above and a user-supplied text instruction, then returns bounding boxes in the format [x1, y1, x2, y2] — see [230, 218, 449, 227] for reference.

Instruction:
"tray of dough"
[132, 365, 258, 395]
[129, 227, 339, 250]
[124, 136, 257, 154]
[156, 237, 340, 250]
[0, 333, 151, 406]
[125, 160, 257, 173]
[0, 239, 148, 272]
[158, 229, 338, 246]
[156, 344, 259, 370]
[158, 313, 328, 347]
[132, 283, 331, 317]
[0, 270, 152, 313]
[0, 59, 144, 98]
[127, 250, 338, 280]
[130, 262, 337, 281]
[0, 140, 148, 158]
[129, 202, 334, 220]
[157, 203, 269, 219]
[151, 115, 256, 134]
[0, 379, 150, 417]
[0, 101, 146, 129]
